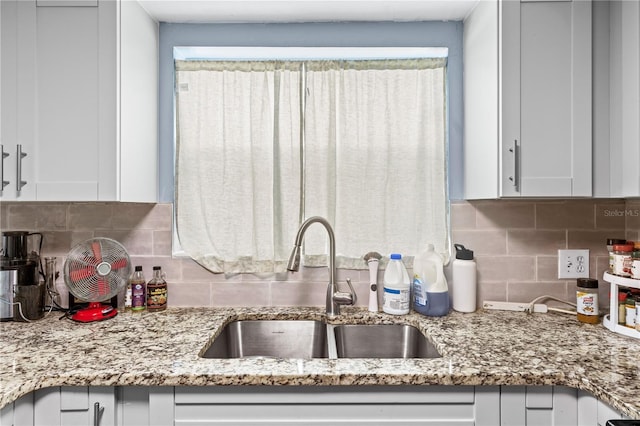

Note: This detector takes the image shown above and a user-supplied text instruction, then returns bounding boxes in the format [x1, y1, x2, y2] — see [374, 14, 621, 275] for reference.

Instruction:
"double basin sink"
[201, 320, 442, 359]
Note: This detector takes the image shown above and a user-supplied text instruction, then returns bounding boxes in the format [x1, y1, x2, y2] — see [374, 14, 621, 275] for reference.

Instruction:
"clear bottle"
[383, 254, 410, 315]
[146, 266, 168, 312]
[412, 244, 449, 317]
[130, 266, 146, 312]
[452, 244, 477, 313]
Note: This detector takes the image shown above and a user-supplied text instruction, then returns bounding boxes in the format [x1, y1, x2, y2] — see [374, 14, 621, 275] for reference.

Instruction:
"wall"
[2, 198, 637, 310]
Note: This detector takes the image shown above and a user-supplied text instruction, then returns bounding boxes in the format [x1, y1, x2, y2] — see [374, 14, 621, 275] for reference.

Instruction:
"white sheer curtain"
[303, 59, 449, 267]
[175, 61, 302, 273]
[175, 58, 448, 274]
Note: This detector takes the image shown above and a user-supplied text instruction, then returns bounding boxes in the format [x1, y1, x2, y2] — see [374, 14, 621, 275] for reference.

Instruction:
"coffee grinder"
[0, 231, 45, 321]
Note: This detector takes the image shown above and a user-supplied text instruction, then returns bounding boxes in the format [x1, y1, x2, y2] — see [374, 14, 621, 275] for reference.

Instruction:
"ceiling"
[138, 0, 480, 24]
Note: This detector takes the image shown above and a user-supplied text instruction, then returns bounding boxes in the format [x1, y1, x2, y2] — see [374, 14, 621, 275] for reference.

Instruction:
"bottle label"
[413, 277, 427, 307]
[131, 281, 146, 311]
[383, 287, 409, 311]
[147, 284, 167, 311]
[576, 291, 598, 316]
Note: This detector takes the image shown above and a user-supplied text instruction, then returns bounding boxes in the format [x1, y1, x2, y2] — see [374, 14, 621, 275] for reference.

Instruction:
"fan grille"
[64, 238, 131, 302]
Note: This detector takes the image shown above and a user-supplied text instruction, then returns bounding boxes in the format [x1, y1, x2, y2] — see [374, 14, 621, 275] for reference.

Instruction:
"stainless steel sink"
[200, 320, 441, 359]
[333, 324, 442, 359]
[201, 320, 328, 359]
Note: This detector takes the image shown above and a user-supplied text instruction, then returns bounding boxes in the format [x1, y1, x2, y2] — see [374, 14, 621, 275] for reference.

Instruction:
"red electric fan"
[63, 238, 131, 322]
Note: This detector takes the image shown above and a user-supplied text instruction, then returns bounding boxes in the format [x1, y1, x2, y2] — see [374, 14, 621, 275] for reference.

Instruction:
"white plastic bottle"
[452, 244, 477, 313]
[383, 253, 410, 315]
[413, 244, 449, 317]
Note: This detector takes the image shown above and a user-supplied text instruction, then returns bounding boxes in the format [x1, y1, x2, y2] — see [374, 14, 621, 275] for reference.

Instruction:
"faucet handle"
[333, 278, 357, 306]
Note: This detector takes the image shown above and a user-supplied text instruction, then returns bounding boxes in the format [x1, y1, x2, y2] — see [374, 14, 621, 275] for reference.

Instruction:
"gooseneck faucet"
[286, 216, 357, 318]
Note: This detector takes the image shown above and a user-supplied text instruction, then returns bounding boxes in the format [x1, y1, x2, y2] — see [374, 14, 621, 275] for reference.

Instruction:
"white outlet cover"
[557, 249, 590, 279]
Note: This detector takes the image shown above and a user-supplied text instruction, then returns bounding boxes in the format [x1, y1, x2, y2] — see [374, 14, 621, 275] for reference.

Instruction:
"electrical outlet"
[557, 249, 590, 279]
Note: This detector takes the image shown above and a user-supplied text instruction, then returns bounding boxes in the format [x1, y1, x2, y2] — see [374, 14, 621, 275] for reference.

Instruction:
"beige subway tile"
[536, 256, 559, 281]
[626, 230, 639, 242]
[95, 230, 153, 256]
[169, 282, 212, 307]
[212, 281, 270, 307]
[450, 201, 476, 230]
[567, 230, 614, 255]
[535, 200, 595, 230]
[70, 231, 96, 248]
[596, 280, 611, 310]
[593, 255, 609, 280]
[475, 255, 535, 282]
[508, 230, 566, 255]
[626, 200, 640, 232]
[477, 282, 507, 307]
[507, 281, 571, 305]
[181, 258, 218, 281]
[451, 229, 507, 255]
[39, 231, 74, 257]
[112, 203, 172, 231]
[7, 204, 39, 229]
[475, 202, 535, 229]
[0, 202, 8, 229]
[595, 202, 627, 230]
[270, 280, 327, 307]
[153, 230, 172, 256]
[68, 203, 113, 230]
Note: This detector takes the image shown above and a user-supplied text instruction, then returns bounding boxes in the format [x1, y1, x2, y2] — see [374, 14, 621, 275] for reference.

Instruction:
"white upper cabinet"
[608, 0, 640, 197]
[463, 0, 593, 199]
[0, 0, 158, 202]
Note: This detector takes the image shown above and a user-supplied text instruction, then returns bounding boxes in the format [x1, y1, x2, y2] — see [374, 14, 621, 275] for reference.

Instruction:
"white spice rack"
[603, 272, 640, 339]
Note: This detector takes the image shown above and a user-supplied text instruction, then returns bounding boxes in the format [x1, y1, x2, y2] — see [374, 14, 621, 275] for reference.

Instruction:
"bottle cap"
[390, 253, 402, 260]
[619, 291, 628, 302]
[613, 244, 633, 252]
[135, 265, 142, 271]
[577, 278, 598, 289]
[153, 266, 161, 271]
[607, 238, 626, 246]
[454, 244, 474, 260]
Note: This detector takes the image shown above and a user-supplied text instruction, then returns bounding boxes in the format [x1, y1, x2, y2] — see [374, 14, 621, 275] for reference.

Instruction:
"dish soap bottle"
[413, 244, 449, 316]
[383, 253, 410, 315]
[146, 266, 168, 312]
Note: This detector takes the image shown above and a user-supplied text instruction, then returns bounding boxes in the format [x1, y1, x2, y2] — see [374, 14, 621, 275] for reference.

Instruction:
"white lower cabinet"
[0, 385, 631, 426]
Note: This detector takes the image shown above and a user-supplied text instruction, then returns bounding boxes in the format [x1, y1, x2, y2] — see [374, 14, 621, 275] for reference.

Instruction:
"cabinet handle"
[16, 144, 27, 193]
[508, 139, 520, 192]
[1, 144, 9, 192]
[93, 402, 104, 426]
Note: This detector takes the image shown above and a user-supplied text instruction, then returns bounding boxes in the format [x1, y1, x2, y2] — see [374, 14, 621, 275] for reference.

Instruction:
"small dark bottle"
[146, 266, 167, 312]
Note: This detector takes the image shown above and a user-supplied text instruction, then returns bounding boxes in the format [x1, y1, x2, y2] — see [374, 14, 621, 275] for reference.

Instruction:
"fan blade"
[110, 258, 129, 271]
[98, 277, 108, 296]
[92, 241, 103, 263]
[70, 266, 96, 283]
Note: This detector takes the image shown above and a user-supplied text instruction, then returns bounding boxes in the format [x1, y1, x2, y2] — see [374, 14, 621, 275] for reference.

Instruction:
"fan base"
[71, 302, 118, 323]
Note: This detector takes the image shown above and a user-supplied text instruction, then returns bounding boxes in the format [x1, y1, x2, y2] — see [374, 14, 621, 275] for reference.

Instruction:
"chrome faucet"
[286, 216, 357, 318]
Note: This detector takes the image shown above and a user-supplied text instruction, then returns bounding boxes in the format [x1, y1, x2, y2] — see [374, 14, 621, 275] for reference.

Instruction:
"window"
[174, 48, 449, 274]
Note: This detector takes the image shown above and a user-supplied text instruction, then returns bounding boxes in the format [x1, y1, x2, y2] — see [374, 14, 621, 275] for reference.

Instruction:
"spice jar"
[626, 292, 637, 328]
[576, 278, 599, 324]
[607, 239, 627, 273]
[619, 290, 628, 325]
[612, 244, 634, 277]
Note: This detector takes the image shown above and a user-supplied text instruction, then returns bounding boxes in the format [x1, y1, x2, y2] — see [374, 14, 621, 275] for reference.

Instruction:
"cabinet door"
[34, 386, 116, 426]
[501, 0, 592, 197]
[0, 0, 37, 201]
[500, 386, 579, 425]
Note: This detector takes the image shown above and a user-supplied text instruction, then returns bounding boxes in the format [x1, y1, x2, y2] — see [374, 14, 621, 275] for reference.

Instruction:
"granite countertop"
[1, 306, 640, 418]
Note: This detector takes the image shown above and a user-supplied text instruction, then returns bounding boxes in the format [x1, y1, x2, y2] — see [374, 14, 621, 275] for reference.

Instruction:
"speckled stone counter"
[1, 307, 640, 418]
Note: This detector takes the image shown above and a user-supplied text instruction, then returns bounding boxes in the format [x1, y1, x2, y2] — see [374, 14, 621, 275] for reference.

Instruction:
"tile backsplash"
[1, 199, 638, 310]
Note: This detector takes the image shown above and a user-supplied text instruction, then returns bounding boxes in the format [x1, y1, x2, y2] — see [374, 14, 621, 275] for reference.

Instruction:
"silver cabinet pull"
[1, 144, 8, 192]
[93, 402, 104, 426]
[508, 139, 519, 192]
[16, 144, 27, 193]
